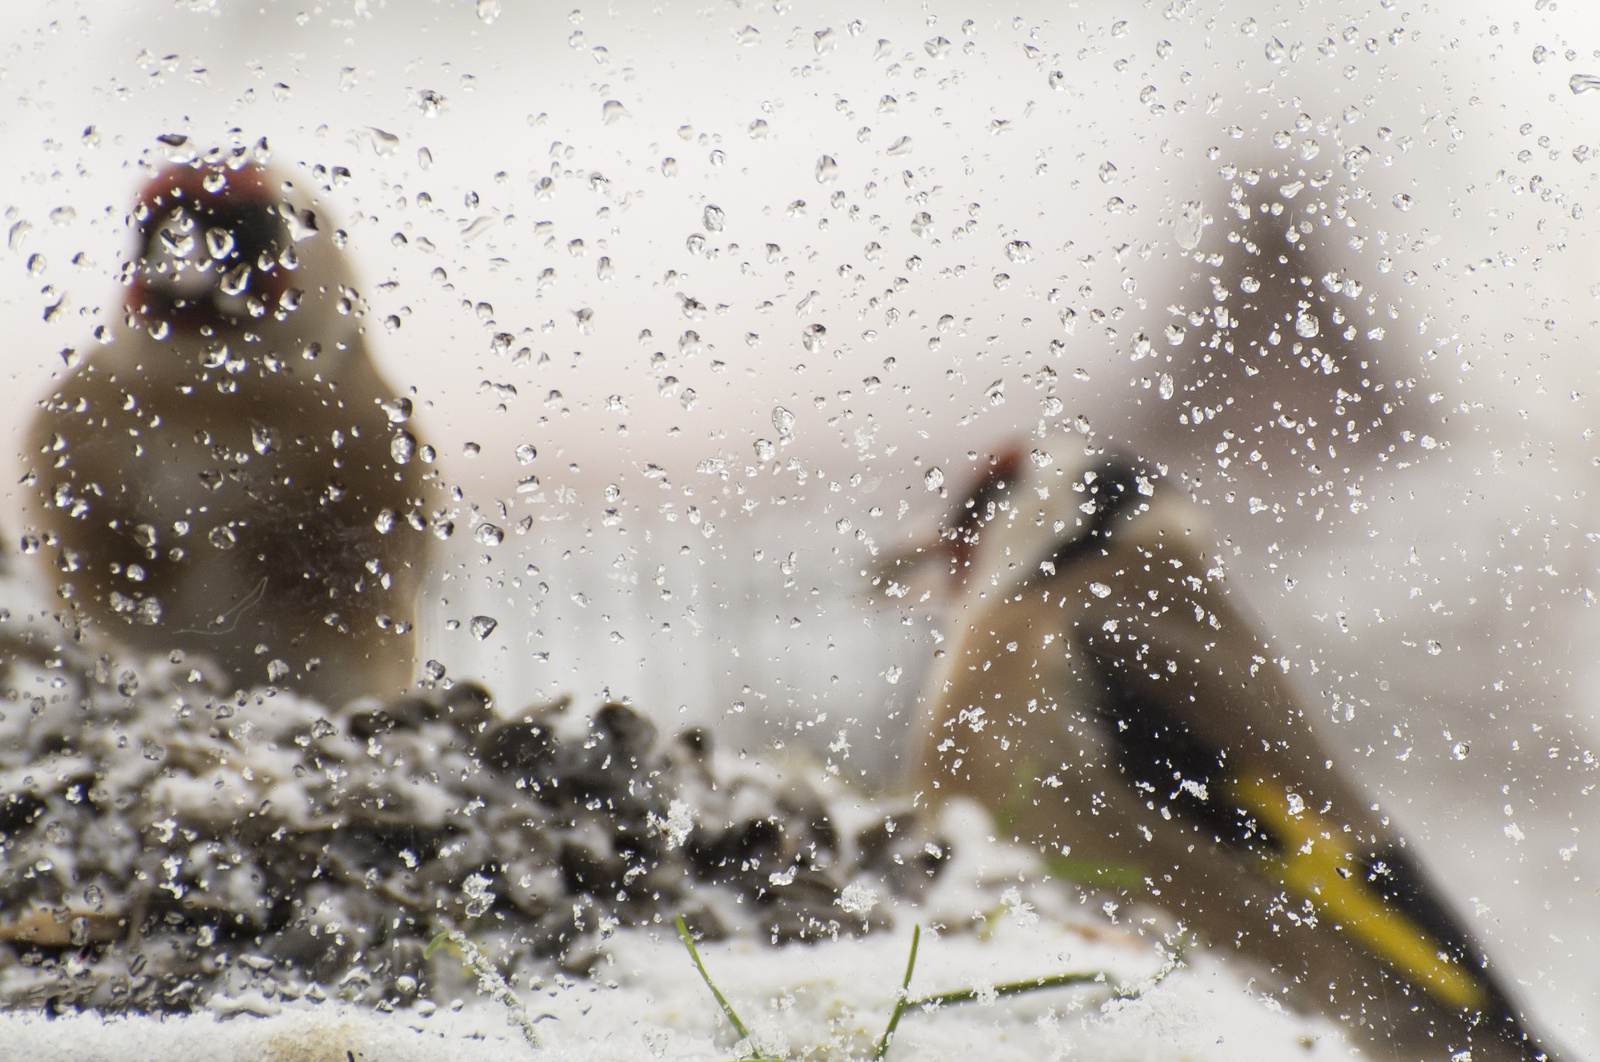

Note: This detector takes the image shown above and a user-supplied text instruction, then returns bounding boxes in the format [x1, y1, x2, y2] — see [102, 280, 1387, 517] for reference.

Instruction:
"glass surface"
[0, 2, 1592, 1058]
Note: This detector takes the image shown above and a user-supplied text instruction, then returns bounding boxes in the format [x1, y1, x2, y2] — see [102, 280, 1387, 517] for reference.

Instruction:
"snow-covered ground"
[2, 0, 1599, 1057]
[0, 796, 1356, 1062]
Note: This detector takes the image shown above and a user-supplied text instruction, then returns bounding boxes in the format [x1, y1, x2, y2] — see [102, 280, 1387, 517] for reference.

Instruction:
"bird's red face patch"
[126, 161, 298, 332]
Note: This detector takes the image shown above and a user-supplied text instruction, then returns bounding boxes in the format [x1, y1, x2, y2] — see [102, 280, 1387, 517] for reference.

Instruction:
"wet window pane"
[0, 3, 1590, 1059]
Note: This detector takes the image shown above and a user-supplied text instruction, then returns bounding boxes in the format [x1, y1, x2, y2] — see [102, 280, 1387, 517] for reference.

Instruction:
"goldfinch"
[905, 440, 1563, 1061]
[21, 157, 432, 705]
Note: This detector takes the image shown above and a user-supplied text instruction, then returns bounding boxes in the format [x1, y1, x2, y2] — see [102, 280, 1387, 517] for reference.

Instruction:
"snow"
[0, 799, 1352, 1062]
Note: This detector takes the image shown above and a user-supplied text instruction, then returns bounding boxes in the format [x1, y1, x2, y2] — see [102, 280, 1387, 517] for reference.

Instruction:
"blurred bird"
[899, 439, 1563, 1061]
[1122, 162, 1419, 512]
[21, 154, 433, 706]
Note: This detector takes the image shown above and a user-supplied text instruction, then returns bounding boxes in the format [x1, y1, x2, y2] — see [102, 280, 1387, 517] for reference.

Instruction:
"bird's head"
[877, 447, 1027, 600]
[943, 446, 1026, 590]
[880, 438, 1195, 605]
[125, 160, 302, 333]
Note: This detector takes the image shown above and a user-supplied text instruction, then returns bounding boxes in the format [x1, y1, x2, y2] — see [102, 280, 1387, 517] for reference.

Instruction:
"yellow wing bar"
[1229, 774, 1488, 1013]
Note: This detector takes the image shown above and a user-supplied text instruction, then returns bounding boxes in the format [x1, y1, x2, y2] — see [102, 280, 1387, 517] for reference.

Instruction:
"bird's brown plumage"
[21, 158, 432, 705]
[910, 444, 1560, 1061]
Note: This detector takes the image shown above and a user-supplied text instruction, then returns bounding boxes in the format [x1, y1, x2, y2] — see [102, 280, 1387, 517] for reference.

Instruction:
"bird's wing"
[1066, 537, 1535, 1040]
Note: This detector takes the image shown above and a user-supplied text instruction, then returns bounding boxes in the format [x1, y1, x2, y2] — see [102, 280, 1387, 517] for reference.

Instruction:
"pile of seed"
[0, 635, 947, 1014]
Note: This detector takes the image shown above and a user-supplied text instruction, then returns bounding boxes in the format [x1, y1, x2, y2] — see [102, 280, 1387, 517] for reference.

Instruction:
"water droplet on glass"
[1048, 70, 1066, 91]
[1164, 323, 1187, 346]
[1098, 161, 1118, 184]
[1158, 373, 1175, 400]
[380, 397, 413, 424]
[886, 136, 913, 157]
[390, 430, 416, 465]
[1005, 240, 1032, 263]
[703, 204, 725, 232]
[1452, 741, 1470, 760]
[815, 155, 839, 184]
[754, 438, 775, 462]
[251, 426, 279, 455]
[602, 100, 629, 124]
[201, 227, 235, 260]
[802, 323, 827, 353]
[1295, 309, 1319, 338]
[417, 89, 445, 117]
[1174, 200, 1206, 251]
[1240, 276, 1261, 294]
[924, 467, 945, 491]
[772, 405, 796, 438]
[1089, 582, 1112, 598]
[366, 126, 400, 157]
[1264, 37, 1286, 64]
[516, 443, 537, 464]
[1571, 73, 1600, 95]
[474, 523, 505, 547]
[1392, 193, 1413, 211]
[476, 0, 501, 23]
[220, 262, 251, 296]
[1029, 449, 1053, 469]
[1131, 331, 1152, 359]
[267, 659, 291, 682]
[470, 615, 499, 640]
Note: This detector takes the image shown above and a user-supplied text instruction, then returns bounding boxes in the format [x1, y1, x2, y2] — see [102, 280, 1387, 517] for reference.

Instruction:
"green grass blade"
[674, 914, 753, 1042]
[871, 924, 922, 1061]
[912, 969, 1103, 1009]
[423, 928, 543, 1049]
[423, 930, 459, 960]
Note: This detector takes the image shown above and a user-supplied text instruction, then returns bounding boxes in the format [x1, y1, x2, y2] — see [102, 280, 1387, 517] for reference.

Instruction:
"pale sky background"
[4, 0, 1600, 1049]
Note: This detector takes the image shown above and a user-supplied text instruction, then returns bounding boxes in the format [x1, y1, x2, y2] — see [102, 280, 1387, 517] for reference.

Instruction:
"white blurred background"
[1, 0, 1597, 1050]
